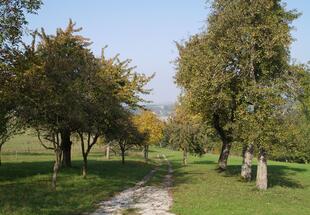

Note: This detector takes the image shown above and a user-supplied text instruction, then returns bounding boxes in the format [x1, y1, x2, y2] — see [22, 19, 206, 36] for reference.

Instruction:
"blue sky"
[26, 0, 310, 104]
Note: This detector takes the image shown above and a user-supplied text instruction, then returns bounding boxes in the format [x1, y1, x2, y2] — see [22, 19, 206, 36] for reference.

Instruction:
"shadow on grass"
[0, 159, 154, 215]
[161, 150, 307, 190]
[223, 164, 307, 189]
[192, 160, 217, 165]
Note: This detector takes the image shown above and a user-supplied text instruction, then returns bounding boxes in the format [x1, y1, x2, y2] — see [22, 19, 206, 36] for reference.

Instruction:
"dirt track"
[90, 154, 174, 215]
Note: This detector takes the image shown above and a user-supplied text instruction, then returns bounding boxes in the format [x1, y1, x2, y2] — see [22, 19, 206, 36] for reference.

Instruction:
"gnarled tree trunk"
[213, 113, 233, 171]
[241, 143, 254, 181]
[256, 148, 268, 190]
[218, 140, 232, 170]
[52, 148, 62, 190]
[61, 129, 71, 167]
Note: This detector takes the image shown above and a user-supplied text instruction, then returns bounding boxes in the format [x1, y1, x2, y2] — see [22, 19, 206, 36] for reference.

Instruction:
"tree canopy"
[175, 0, 301, 189]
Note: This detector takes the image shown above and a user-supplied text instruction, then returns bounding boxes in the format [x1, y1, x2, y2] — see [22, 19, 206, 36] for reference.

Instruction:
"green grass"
[2, 134, 310, 215]
[0, 134, 154, 215]
[149, 147, 310, 215]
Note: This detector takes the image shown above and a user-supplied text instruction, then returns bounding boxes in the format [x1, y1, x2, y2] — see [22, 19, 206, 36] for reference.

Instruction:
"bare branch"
[36, 129, 54, 150]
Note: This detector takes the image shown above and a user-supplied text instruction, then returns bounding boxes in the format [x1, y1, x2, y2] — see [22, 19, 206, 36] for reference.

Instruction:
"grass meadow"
[155, 148, 310, 215]
[1, 133, 310, 215]
[0, 133, 154, 215]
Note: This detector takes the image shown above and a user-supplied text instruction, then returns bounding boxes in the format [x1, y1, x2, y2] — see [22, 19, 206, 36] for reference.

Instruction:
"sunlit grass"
[2, 134, 310, 215]
[151, 147, 310, 215]
[0, 134, 153, 215]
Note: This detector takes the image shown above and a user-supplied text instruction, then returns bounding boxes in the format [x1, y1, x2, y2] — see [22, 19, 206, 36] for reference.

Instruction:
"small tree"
[12, 20, 97, 188]
[166, 104, 206, 165]
[106, 110, 145, 164]
[133, 110, 164, 161]
[78, 132, 100, 178]
[76, 74, 116, 178]
[36, 129, 62, 190]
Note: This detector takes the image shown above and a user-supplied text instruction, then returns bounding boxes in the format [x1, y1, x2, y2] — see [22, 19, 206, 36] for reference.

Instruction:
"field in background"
[2, 131, 106, 163]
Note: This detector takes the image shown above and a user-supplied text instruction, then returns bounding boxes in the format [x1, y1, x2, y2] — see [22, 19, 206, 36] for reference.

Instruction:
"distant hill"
[144, 103, 175, 121]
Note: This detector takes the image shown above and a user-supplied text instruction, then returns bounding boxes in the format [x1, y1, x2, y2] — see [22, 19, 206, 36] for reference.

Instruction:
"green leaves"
[0, 0, 42, 63]
[175, 0, 300, 156]
[9, 19, 153, 153]
[0, 0, 42, 149]
[165, 104, 207, 156]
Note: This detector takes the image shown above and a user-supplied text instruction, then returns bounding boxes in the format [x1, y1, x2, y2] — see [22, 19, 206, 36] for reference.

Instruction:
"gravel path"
[90, 154, 174, 215]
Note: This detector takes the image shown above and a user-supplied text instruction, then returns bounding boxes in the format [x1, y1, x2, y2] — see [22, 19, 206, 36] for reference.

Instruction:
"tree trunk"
[0, 145, 2, 166]
[106, 143, 110, 160]
[143, 144, 149, 162]
[218, 140, 232, 170]
[256, 148, 268, 190]
[183, 149, 188, 166]
[213, 113, 232, 171]
[121, 149, 125, 164]
[241, 143, 254, 181]
[61, 129, 72, 168]
[52, 149, 62, 190]
[82, 154, 87, 179]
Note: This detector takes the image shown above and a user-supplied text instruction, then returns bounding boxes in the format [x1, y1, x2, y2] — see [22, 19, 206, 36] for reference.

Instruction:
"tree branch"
[36, 130, 55, 150]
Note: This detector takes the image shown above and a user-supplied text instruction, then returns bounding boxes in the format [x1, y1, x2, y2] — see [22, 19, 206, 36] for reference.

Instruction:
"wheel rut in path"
[89, 154, 174, 215]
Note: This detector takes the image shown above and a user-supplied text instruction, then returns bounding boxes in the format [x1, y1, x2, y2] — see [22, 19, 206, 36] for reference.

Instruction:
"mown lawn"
[0, 134, 154, 215]
[150, 148, 310, 215]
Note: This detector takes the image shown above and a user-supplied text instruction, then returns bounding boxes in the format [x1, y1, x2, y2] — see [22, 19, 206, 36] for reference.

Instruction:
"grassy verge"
[150, 147, 310, 215]
[0, 135, 154, 215]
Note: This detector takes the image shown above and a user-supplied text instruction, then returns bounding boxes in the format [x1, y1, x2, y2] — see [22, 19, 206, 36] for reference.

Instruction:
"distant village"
[145, 104, 174, 121]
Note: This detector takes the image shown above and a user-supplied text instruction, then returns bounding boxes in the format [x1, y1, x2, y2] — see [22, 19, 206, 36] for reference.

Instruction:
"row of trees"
[1, 19, 153, 189]
[2, 0, 309, 193]
[104, 109, 164, 164]
[172, 0, 309, 190]
[0, 1, 167, 190]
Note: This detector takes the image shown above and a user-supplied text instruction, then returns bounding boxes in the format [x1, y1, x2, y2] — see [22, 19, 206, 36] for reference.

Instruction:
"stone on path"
[89, 154, 174, 215]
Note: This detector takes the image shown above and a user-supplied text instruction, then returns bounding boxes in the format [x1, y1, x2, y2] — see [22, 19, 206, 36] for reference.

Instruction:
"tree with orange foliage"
[133, 110, 164, 161]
